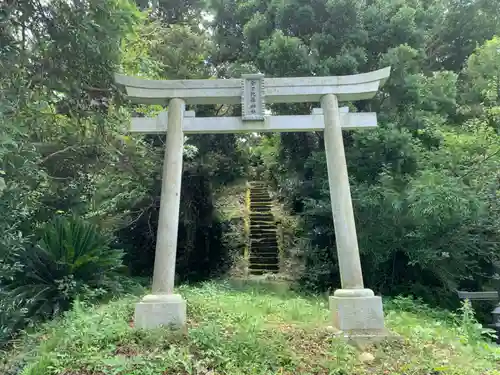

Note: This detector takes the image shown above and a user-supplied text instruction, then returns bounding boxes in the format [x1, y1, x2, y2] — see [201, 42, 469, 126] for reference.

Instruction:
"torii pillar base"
[329, 289, 385, 336]
[134, 294, 186, 329]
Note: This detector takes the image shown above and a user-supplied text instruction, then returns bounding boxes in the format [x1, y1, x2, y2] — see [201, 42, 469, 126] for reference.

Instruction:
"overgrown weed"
[1, 282, 499, 375]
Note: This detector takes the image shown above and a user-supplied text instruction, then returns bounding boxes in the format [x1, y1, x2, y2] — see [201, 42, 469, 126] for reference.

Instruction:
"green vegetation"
[1, 0, 500, 371]
[2, 283, 499, 375]
[224, 0, 500, 306]
[1, 217, 125, 334]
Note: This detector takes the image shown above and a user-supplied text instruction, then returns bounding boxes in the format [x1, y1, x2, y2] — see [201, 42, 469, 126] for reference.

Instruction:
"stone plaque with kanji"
[241, 74, 265, 121]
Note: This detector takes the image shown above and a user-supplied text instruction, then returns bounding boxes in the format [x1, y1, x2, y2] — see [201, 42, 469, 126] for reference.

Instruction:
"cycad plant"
[4, 216, 124, 320]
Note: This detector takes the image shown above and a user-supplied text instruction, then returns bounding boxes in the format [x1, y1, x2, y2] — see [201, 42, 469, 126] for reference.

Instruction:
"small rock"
[326, 325, 338, 333]
[358, 352, 375, 364]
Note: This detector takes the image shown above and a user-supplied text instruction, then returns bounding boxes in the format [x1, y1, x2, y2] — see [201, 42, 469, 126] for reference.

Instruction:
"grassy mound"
[2, 282, 500, 375]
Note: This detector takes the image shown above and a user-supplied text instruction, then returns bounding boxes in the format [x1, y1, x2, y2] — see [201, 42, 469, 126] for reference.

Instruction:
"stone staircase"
[248, 182, 279, 275]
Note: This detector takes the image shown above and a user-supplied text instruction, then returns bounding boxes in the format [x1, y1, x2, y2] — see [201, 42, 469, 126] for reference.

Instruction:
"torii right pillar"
[321, 93, 386, 337]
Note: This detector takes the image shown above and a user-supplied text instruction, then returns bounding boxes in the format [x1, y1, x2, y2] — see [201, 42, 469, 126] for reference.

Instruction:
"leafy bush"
[456, 299, 498, 344]
[1, 216, 125, 341]
[276, 121, 500, 312]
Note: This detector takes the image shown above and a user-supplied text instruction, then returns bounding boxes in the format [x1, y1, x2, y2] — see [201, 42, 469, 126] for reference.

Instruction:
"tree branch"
[38, 145, 78, 164]
[460, 148, 500, 180]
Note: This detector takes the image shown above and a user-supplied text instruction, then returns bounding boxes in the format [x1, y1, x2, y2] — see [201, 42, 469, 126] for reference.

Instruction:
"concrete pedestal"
[329, 288, 385, 335]
[134, 294, 186, 329]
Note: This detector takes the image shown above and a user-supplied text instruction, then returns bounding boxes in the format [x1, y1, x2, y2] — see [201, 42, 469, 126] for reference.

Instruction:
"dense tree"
[209, 0, 500, 308]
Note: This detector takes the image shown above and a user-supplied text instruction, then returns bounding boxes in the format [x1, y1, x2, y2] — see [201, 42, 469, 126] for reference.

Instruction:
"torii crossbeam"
[129, 107, 376, 133]
[115, 67, 391, 338]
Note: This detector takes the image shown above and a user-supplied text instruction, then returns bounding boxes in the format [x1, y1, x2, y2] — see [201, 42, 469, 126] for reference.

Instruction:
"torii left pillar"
[134, 98, 187, 329]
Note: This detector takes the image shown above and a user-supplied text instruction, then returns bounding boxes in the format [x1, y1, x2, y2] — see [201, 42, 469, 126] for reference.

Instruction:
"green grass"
[2, 281, 500, 375]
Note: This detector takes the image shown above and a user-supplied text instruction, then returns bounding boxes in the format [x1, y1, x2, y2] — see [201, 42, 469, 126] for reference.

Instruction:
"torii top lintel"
[114, 67, 391, 106]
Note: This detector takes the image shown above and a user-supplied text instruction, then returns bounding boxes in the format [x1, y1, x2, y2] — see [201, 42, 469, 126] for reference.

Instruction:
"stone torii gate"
[115, 67, 391, 336]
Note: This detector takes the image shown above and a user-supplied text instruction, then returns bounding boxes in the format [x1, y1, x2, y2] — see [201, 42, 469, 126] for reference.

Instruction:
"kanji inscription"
[241, 74, 264, 121]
